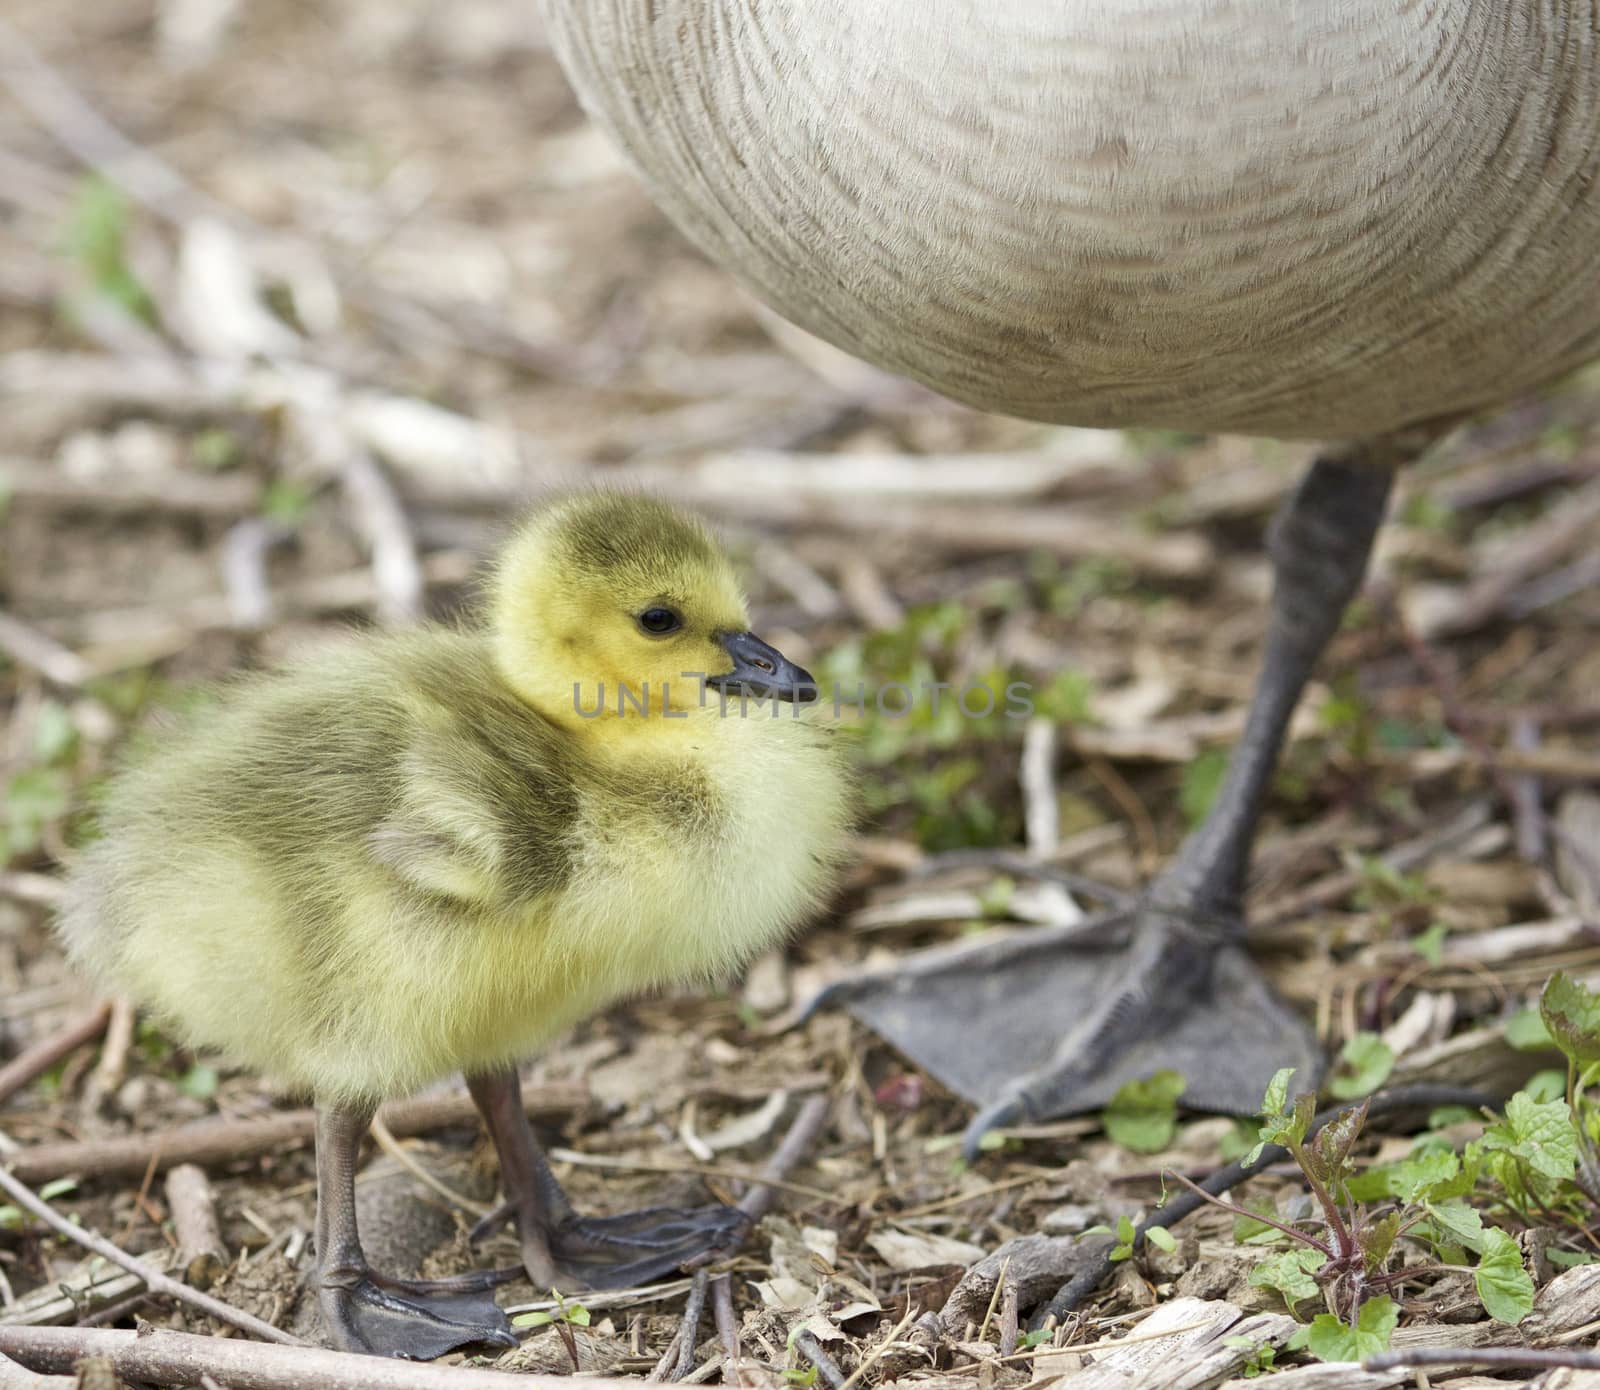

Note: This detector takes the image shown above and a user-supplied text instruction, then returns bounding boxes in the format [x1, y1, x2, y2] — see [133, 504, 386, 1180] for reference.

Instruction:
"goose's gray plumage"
[545, 1, 1600, 438]
[540, 0, 1600, 1301]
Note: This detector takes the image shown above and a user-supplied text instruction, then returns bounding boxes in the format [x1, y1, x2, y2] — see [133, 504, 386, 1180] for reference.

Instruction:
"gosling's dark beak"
[705, 631, 818, 703]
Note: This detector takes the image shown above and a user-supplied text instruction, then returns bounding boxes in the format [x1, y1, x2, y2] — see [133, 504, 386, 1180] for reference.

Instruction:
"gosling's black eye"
[637, 606, 682, 636]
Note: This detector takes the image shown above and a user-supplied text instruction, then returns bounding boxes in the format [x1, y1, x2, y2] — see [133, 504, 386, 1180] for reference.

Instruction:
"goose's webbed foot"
[816, 898, 1321, 1160]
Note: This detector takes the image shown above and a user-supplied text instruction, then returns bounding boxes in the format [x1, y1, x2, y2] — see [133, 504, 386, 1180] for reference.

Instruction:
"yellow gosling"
[58, 491, 852, 1358]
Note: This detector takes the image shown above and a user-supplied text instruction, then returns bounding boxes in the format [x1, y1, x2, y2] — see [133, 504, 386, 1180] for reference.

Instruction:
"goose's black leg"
[822, 433, 1434, 1158]
[314, 1101, 517, 1358]
[466, 1066, 747, 1289]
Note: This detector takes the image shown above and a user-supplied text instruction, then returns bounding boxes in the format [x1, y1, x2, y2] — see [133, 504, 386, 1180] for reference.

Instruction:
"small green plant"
[261, 479, 318, 529]
[511, 1291, 592, 1330]
[1222, 1335, 1279, 1378]
[0, 1178, 78, 1231]
[1083, 1212, 1176, 1265]
[512, 1289, 592, 1369]
[816, 601, 1097, 850]
[1102, 1069, 1185, 1153]
[1167, 1064, 1543, 1363]
[60, 176, 157, 325]
[177, 1063, 220, 1102]
[1326, 1033, 1395, 1101]
[1289, 1296, 1398, 1363]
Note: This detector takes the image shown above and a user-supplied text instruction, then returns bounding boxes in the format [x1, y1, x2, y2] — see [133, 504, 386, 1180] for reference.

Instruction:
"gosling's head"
[490, 491, 817, 735]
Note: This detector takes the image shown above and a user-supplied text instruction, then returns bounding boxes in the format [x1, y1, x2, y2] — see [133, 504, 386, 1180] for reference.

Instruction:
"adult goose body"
[545, 1, 1600, 438]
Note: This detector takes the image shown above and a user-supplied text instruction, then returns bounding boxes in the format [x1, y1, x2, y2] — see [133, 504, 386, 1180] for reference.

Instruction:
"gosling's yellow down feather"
[58, 492, 852, 1105]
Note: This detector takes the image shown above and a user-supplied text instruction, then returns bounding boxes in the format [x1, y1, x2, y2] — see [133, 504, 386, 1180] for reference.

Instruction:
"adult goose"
[541, 1, 1600, 1152]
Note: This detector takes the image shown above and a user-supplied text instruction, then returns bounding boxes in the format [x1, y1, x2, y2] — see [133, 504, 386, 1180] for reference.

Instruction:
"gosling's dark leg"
[466, 1066, 747, 1289]
[822, 431, 1437, 1156]
[314, 1100, 516, 1358]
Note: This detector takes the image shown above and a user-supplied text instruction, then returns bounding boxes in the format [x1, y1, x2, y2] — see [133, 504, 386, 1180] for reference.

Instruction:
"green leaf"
[1109, 1214, 1137, 1262]
[32, 701, 78, 765]
[977, 875, 1014, 918]
[1262, 1068, 1296, 1120]
[564, 1303, 591, 1327]
[1180, 749, 1229, 828]
[1540, 972, 1600, 1066]
[60, 175, 157, 325]
[1424, 1201, 1485, 1254]
[1248, 1248, 1327, 1308]
[1390, 1146, 1461, 1203]
[178, 1063, 219, 1101]
[1248, 1077, 1311, 1165]
[512, 1310, 554, 1327]
[1304, 1099, 1369, 1193]
[37, 1178, 77, 1202]
[1103, 1069, 1186, 1154]
[1474, 1229, 1535, 1325]
[1359, 1211, 1401, 1275]
[1328, 1033, 1395, 1100]
[1505, 1008, 1556, 1052]
[1145, 1225, 1177, 1254]
[1483, 1091, 1579, 1184]
[262, 479, 317, 528]
[1526, 1069, 1568, 1103]
[1218, 1118, 1259, 1163]
[1232, 1202, 1287, 1246]
[5, 767, 72, 858]
[1547, 1249, 1600, 1269]
[1303, 1296, 1398, 1363]
[1411, 922, 1449, 967]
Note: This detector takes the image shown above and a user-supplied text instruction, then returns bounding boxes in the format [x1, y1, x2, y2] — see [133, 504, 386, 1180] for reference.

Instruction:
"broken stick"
[5, 1079, 585, 1184]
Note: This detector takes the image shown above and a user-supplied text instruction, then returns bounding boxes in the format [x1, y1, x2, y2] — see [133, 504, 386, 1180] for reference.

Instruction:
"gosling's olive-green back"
[59, 632, 602, 1098]
[81, 633, 582, 919]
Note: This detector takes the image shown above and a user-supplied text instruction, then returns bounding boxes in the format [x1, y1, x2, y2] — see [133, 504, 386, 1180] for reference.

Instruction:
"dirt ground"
[3, 3, 1600, 1387]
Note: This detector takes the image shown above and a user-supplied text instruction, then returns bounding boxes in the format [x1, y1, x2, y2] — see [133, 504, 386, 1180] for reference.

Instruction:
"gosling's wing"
[363, 639, 582, 911]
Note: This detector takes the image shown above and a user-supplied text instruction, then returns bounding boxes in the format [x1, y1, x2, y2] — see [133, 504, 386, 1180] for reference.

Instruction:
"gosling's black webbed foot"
[549, 1202, 750, 1288]
[320, 1272, 518, 1359]
[819, 899, 1321, 1160]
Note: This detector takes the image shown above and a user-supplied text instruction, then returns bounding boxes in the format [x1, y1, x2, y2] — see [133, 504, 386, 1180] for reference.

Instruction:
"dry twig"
[670, 1269, 709, 1381]
[1367, 1346, 1600, 1373]
[735, 1093, 831, 1224]
[5, 1079, 585, 1184]
[791, 1330, 847, 1390]
[711, 1274, 742, 1386]
[164, 1164, 225, 1279]
[0, 1004, 111, 1109]
[0, 1165, 298, 1345]
[0, 1351, 72, 1390]
[0, 1327, 652, 1390]
[0, 613, 92, 689]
